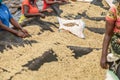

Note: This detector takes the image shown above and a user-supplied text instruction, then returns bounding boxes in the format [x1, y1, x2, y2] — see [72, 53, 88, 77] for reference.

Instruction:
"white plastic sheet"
[77, 0, 93, 2]
[57, 17, 85, 38]
[105, 0, 114, 7]
[107, 53, 120, 62]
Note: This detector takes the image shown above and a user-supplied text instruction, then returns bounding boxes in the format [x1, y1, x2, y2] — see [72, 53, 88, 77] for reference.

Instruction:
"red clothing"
[22, 0, 39, 14]
[42, 0, 53, 10]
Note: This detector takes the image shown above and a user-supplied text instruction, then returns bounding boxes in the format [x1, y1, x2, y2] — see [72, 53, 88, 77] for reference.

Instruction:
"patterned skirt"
[109, 33, 120, 79]
[111, 33, 120, 55]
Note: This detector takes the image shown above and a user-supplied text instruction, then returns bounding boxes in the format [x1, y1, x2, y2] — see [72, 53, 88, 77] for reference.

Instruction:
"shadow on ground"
[21, 17, 58, 32]
[22, 49, 58, 71]
[0, 31, 38, 53]
[75, 11, 105, 21]
[67, 46, 93, 59]
[86, 27, 105, 34]
[63, 11, 105, 21]
[90, 0, 109, 10]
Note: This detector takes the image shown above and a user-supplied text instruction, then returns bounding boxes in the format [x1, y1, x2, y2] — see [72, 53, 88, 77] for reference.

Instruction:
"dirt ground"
[0, 1, 108, 80]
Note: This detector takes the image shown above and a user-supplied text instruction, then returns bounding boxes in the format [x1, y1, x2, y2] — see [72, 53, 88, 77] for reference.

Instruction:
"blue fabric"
[0, 4, 13, 27]
[0, 0, 2, 3]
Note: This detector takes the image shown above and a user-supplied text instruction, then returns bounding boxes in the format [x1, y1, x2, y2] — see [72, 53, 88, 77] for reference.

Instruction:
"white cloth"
[107, 53, 120, 62]
[36, 0, 43, 10]
[57, 17, 85, 38]
[77, 0, 93, 2]
[105, 0, 115, 7]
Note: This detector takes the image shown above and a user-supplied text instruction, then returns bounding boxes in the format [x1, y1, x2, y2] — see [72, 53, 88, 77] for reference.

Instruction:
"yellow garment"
[18, 15, 26, 24]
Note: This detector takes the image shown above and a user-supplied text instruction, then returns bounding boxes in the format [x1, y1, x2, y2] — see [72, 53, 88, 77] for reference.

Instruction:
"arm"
[23, 5, 45, 18]
[0, 21, 28, 38]
[40, 8, 53, 13]
[0, 21, 18, 35]
[45, 0, 62, 4]
[100, 20, 115, 69]
[10, 18, 23, 30]
[10, 18, 29, 36]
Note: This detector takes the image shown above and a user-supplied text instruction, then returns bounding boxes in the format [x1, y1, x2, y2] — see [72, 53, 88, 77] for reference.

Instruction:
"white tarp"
[105, 0, 114, 7]
[57, 17, 85, 38]
[107, 53, 120, 62]
[77, 0, 93, 2]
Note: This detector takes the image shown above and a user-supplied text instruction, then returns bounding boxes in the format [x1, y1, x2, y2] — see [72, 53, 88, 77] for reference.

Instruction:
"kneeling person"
[19, 0, 45, 25]
[0, 0, 29, 38]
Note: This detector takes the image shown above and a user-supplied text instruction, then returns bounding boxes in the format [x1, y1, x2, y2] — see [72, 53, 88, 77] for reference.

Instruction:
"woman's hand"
[46, 8, 53, 12]
[100, 56, 108, 69]
[62, 0, 69, 2]
[39, 13, 45, 18]
[56, 1, 63, 4]
[16, 31, 26, 38]
[21, 29, 28, 33]
[21, 29, 29, 36]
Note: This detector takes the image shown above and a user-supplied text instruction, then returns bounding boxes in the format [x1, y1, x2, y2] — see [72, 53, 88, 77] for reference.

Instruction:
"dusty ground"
[0, 1, 108, 80]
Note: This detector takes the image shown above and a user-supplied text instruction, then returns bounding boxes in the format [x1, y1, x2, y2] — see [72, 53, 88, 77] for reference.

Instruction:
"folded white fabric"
[107, 53, 120, 62]
[105, 0, 115, 7]
[57, 17, 85, 38]
[77, 0, 93, 2]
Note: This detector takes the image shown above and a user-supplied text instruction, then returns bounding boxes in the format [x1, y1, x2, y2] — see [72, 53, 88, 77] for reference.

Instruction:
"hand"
[46, 8, 53, 12]
[56, 1, 63, 4]
[62, 0, 69, 2]
[39, 13, 45, 18]
[21, 29, 28, 34]
[21, 29, 30, 37]
[100, 56, 108, 69]
[16, 31, 26, 38]
[21, 29, 30, 35]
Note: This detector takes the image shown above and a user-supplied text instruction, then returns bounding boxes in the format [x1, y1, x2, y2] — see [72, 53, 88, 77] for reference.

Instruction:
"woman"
[0, 0, 29, 38]
[100, 0, 120, 79]
[19, 0, 45, 24]
[42, 0, 63, 10]
[42, 0, 68, 16]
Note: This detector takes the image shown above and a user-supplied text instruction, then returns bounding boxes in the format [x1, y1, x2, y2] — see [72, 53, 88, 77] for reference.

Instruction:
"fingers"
[100, 63, 108, 69]
[21, 29, 30, 37]
[22, 29, 28, 34]
[100, 60, 108, 69]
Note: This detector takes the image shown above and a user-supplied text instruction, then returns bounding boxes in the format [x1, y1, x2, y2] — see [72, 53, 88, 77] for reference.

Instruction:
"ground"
[0, 1, 108, 80]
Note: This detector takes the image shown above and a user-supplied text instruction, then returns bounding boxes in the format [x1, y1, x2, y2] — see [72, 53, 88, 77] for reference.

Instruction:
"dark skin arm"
[100, 20, 115, 69]
[10, 18, 29, 36]
[23, 5, 45, 18]
[45, 0, 63, 4]
[10, 18, 23, 30]
[0, 20, 26, 38]
[40, 8, 53, 13]
[0, 21, 18, 35]
[0, 18, 29, 38]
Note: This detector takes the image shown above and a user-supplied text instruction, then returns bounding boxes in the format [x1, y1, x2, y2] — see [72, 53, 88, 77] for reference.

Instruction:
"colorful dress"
[42, 0, 53, 10]
[106, 4, 120, 80]
[106, 4, 120, 55]
[19, 0, 39, 24]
